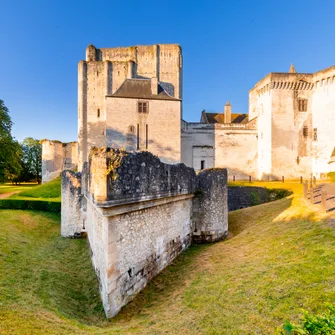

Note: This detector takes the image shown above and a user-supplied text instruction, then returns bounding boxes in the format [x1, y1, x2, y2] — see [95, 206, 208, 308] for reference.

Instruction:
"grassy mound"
[0, 182, 334, 334]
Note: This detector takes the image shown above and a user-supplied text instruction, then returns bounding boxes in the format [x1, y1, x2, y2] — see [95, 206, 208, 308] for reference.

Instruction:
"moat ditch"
[228, 186, 292, 211]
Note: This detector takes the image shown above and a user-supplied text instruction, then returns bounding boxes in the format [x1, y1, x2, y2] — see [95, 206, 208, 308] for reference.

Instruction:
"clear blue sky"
[1, 0, 335, 142]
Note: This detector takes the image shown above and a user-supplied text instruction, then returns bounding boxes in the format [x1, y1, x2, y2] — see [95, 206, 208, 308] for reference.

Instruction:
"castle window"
[201, 160, 205, 170]
[313, 128, 318, 141]
[97, 109, 100, 117]
[128, 125, 135, 134]
[138, 101, 148, 113]
[298, 99, 307, 112]
[303, 126, 308, 137]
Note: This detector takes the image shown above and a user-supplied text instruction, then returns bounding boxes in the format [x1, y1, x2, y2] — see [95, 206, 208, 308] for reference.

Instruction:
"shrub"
[0, 199, 61, 213]
[250, 191, 261, 206]
[282, 305, 335, 335]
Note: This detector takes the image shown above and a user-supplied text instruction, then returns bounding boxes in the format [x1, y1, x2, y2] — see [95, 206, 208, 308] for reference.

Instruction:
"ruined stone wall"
[78, 44, 182, 171]
[312, 67, 335, 178]
[62, 149, 228, 318]
[105, 97, 181, 164]
[61, 170, 83, 237]
[41, 140, 78, 183]
[193, 168, 228, 243]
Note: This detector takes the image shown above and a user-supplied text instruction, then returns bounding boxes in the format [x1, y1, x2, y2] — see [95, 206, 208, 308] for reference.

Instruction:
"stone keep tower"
[78, 44, 183, 171]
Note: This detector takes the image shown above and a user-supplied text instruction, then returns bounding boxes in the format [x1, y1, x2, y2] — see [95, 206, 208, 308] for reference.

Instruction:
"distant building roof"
[107, 79, 180, 101]
[201, 111, 248, 124]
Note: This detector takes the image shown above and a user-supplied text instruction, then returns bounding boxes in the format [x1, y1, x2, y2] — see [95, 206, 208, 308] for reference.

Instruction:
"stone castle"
[41, 43, 335, 318]
[42, 43, 335, 182]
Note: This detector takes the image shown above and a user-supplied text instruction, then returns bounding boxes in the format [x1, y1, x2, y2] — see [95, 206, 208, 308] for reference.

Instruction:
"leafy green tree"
[0, 100, 22, 182]
[21, 137, 42, 184]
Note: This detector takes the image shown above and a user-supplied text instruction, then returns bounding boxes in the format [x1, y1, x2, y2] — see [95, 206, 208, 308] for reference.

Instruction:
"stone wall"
[41, 140, 78, 183]
[62, 148, 228, 318]
[61, 170, 83, 237]
[228, 186, 270, 211]
[193, 168, 228, 243]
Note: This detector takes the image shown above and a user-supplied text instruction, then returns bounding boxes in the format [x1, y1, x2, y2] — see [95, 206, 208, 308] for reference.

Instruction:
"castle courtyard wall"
[181, 123, 258, 179]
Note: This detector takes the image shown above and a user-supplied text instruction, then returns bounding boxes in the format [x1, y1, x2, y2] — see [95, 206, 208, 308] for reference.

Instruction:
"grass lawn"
[0, 182, 334, 334]
[7, 177, 61, 202]
[0, 183, 38, 197]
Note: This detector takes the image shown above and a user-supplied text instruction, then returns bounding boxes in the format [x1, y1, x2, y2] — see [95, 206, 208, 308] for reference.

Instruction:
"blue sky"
[1, 0, 335, 142]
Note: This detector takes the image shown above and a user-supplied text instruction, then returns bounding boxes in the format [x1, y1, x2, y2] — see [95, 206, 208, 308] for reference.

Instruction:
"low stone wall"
[61, 148, 228, 318]
[228, 186, 270, 211]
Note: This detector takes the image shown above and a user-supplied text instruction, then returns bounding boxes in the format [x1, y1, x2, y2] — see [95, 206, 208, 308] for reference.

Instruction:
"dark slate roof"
[203, 112, 248, 124]
[107, 79, 180, 101]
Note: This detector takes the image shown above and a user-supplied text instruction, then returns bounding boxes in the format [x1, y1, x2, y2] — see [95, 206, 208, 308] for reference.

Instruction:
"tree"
[21, 137, 42, 184]
[0, 100, 22, 182]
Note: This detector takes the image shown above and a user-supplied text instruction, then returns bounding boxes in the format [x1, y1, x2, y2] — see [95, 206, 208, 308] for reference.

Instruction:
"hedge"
[0, 199, 61, 213]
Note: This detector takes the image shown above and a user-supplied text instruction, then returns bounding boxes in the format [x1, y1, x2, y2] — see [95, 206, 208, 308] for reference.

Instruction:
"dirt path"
[0, 192, 17, 199]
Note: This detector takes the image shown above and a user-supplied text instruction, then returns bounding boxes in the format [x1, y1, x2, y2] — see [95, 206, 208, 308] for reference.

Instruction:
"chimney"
[127, 61, 134, 79]
[151, 77, 158, 95]
[224, 101, 231, 123]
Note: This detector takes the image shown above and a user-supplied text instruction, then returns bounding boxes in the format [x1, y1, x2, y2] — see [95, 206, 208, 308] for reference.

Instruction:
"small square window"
[138, 102, 148, 113]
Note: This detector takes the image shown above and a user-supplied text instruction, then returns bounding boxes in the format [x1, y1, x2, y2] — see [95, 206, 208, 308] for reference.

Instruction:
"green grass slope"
[0, 183, 38, 196]
[9, 177, 61, 201]
[0, 182, 334, 334]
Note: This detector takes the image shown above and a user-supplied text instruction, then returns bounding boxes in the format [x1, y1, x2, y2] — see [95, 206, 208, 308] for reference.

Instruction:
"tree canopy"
[0, 100, 22, 182]
[21, 137, 42, 183]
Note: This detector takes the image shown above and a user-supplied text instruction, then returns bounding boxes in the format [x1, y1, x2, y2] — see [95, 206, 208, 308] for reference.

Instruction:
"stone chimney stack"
[151, 77, 158, 95]
[127, 61, 135, 79]
[224, 101, 231, 124]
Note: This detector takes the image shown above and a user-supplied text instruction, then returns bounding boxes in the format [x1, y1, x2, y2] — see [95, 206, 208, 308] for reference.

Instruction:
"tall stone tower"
[78, 44, 183, 171]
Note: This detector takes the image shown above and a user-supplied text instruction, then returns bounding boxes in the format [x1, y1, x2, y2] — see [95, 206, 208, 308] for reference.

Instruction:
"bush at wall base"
[0, 199, 61, 213]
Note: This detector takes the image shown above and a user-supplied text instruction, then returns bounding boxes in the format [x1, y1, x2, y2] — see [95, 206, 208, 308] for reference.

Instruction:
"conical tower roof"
[289, 64, 297, 73]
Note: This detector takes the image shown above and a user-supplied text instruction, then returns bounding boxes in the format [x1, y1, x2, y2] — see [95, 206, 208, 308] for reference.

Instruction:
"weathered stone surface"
[193, 168, 228, 243]
[61, 170, 83, 237]
[87, 148, 197, 205]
